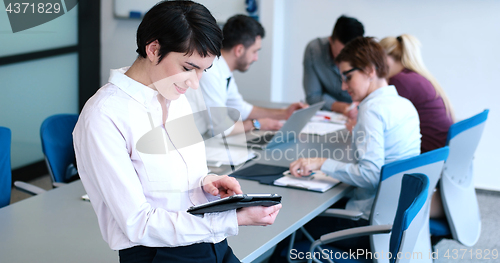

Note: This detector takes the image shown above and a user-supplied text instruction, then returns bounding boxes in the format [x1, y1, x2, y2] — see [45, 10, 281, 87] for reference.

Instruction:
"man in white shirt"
[187, 15, 306, 136]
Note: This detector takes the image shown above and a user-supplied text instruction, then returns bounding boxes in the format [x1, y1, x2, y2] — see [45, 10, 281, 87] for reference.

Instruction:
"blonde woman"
[380, 34, 454, 154]
[380, 34, 454, 219]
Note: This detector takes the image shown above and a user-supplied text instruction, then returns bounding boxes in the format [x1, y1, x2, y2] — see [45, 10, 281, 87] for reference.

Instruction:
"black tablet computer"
[187, 194, 282, 215]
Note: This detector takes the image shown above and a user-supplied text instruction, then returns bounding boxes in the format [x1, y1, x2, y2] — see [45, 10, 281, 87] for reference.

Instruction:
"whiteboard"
[114, 0, 249, 23]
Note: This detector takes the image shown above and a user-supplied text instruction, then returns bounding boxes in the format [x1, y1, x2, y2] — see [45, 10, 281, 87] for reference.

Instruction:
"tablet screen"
[187, 193, 281, 214]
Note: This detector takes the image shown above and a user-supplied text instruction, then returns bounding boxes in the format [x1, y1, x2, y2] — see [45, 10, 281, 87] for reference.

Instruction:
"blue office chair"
[430, 109, 489, 247]
[367, 147, 448, 263]
[1, 127, 44, 205]
[0, 127, 12, 208]
[287, 147, 448, 263]
[40, 114, 79, 186]
[308, 173, 430, 263]
[14, 114, 82, 197]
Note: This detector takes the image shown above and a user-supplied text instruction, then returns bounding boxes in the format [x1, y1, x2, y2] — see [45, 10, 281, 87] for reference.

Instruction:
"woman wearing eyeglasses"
[288, 37, 421, 251]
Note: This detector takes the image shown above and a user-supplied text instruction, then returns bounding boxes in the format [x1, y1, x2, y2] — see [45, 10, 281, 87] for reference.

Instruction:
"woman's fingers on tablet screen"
[203, 175, 242, 197]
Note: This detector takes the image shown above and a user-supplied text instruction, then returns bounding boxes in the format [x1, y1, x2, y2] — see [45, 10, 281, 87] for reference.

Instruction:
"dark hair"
[331, 15, 364, 45]
[335, 37, 389, 79]
[222, 15, 265, 50]
[136, 0, 223, 63]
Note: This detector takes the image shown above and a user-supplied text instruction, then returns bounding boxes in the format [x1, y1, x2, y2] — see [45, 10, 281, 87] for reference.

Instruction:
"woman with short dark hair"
[73, 1, 281, 262]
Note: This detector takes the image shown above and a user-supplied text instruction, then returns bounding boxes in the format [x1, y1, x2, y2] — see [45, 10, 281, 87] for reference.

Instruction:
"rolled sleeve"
[236, 101, 253, 121]
[322, 93, 337, 110]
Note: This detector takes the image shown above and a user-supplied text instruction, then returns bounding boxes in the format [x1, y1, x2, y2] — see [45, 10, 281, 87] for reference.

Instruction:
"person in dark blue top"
[303, 15, 364, 116]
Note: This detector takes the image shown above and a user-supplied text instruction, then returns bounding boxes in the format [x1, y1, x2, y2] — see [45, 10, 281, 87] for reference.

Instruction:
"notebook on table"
[273, 170, 340, 193]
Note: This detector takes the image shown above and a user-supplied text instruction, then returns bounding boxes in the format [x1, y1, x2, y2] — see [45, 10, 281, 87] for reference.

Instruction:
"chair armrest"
[308, 225, 393, 263]
[52, 182, 67, 188]
[14, 181, 47, 195]
[320, 208, 364, 221]
[319, 224, 392, 245]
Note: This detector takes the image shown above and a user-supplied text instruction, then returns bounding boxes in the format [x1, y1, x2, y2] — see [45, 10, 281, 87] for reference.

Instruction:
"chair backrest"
[390, 173, 429, 263]
[40, 114, 79, 183]
[0, 127, 12, 208]
[440, 109, 488, 247]
[370, 147, 449, 263]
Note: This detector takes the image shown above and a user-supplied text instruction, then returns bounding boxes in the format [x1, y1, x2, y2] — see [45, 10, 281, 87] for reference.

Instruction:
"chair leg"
[288, 227, 330, 263]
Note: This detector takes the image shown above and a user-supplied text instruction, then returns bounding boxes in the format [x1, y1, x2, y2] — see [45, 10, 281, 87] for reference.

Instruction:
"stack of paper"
[300, 122, 345, 136]
[274, 171, 340, 192]
[310, 110, 347, 124]
[205, 146, 255, 167]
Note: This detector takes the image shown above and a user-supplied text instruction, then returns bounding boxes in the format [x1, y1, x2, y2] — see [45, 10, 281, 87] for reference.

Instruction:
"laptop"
[224, 101, 324, 149]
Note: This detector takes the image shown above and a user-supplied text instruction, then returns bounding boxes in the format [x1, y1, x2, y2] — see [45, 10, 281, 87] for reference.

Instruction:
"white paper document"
[300, 122, 345, 136]
[310, 110, 347, 124]
[274, 171, 340, 192]
[205, 146, 255, 167]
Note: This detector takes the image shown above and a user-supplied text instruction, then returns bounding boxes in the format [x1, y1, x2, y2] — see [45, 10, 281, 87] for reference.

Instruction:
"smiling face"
[149, 49, 214, 100]
[338, 61, 373, 102]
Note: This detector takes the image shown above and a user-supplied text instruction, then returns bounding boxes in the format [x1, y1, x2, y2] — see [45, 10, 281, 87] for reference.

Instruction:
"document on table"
[310, 110, 347, 124]
[205, 146, 255, 167]
[300, 122, 345, 136]
[274, 170, 340, 192]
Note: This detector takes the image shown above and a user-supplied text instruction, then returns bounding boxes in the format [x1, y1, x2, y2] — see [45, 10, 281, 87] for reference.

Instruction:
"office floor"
[433, 189, 500, 263]
[10, 176, 500, 263]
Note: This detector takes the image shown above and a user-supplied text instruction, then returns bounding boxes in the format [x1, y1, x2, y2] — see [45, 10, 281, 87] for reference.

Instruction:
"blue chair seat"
[0, 127, 12, 208]
[308, 174, 430, 263]
[429, 218, 451, 237]
[40, 114, 79, 185]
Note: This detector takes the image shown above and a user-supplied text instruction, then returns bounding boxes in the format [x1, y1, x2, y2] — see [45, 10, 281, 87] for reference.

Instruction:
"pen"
[283, 170, 315, 177]
[298, 170, 315, 178]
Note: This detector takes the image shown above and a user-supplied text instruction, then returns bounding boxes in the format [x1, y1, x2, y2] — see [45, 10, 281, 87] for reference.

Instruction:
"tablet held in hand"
[187, 194, 282, 215]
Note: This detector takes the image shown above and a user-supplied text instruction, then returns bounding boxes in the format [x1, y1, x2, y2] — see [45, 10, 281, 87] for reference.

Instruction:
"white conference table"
[0, 130, 354, 263]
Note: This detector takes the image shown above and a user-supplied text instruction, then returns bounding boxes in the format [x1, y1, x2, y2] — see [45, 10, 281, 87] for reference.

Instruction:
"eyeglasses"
[341, 67, 360, 83]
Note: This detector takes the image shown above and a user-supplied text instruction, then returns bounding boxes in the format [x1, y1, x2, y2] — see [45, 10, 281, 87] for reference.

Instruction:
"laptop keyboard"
[247, 133, 276, 145]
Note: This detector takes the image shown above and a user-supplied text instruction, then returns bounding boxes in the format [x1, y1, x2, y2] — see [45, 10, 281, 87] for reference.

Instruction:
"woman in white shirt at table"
[73, 1, 281, 263]
[288, 37, 421, 252]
